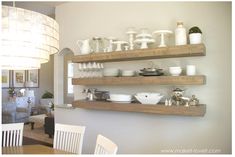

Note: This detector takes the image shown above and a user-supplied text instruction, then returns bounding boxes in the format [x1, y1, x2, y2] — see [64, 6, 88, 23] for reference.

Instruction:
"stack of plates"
[107, 94, 133, 103]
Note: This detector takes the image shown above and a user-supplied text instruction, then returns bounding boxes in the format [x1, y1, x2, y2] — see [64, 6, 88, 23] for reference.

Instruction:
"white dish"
[107, 99, 132, 103]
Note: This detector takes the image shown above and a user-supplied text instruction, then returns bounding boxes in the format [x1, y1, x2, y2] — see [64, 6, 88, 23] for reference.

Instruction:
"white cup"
[186, 65, 196, 75]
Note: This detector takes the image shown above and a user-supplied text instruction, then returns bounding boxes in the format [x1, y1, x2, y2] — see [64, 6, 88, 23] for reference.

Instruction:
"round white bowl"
[109, 94, 132, 101]
[136, 92, 161, 97]
[169, 67, 182, 76]
[135, 93, 163, 105]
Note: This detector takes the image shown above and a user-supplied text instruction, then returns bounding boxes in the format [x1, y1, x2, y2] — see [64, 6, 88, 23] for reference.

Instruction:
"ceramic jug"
[77, 39, 91, 55]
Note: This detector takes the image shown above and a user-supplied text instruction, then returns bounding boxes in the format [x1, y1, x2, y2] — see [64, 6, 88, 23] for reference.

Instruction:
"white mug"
[186, 65, 196, 75]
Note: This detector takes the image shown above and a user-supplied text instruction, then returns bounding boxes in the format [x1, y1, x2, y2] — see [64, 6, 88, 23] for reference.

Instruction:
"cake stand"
[153, 30, 173, 47]
[112, 41, 128, 51]
[105, 37, 117, 52]
[136, 33, 153, 39]
[126, 27, 137, 50]
[134, 38, 155, 49]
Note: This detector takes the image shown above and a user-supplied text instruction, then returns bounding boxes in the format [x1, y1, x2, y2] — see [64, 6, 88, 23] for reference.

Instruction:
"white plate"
[107, 99, 132, 103]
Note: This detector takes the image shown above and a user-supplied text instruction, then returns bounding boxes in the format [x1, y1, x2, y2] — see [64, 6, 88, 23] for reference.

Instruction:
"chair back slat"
[2, 123, 24, 147]
[94, 134, 118, 154]
[53, 123, 85, 154]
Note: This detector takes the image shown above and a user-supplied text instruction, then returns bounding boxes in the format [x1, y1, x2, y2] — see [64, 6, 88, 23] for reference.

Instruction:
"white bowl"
[136, 92, 161, 97]
[135, 93, 163, 105]
[169, 67, 182, 76]
[109, 94, 132, 102]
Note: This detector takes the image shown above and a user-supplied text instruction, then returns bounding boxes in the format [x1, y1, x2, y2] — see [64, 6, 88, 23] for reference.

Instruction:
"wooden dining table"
[2, 144, 72, 154]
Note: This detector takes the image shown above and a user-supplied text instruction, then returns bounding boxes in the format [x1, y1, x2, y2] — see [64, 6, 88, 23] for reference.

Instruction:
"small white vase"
[189, 33, 202, 44]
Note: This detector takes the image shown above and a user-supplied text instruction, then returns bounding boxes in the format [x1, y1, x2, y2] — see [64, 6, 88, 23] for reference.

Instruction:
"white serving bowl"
[135, 93, 163, 105]
[136, 92, 161, 97]
[169, 67, 182, 76]
[109, 94, 132, 102]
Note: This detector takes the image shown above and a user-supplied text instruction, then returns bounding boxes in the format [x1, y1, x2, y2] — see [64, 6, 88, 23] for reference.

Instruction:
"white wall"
[55, 2, 231, 154]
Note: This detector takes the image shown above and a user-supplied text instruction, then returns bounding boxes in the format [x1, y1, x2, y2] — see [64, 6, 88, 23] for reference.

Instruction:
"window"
[67, 61, 74, 94]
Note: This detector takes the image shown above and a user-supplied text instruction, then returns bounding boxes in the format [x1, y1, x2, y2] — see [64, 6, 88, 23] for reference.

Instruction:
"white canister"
[175, 21, 187, 45]
[186, 65, 196, 75]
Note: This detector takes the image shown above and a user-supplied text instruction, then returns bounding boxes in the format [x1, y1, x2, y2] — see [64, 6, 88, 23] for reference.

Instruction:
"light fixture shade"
[1, 5, 59, 70]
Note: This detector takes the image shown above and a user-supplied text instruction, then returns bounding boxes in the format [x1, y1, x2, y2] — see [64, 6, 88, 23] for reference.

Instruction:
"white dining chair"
[94, 134, 118, 154]
[53, 123, 86, 154]
[2, 123, 24, 147]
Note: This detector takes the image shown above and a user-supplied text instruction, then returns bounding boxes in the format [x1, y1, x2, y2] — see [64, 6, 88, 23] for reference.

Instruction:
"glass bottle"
[175, 21, 187, 45]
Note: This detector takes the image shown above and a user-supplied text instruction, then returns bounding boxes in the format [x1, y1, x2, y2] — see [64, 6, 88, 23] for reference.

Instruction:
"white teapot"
[77, 39, 92, 55]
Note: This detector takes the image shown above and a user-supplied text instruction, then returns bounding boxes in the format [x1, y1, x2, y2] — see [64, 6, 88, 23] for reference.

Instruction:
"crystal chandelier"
[1, 5, 59, 70]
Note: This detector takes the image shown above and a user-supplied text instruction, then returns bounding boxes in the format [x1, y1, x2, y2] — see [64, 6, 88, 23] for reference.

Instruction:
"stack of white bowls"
[169, 67, 182, 76]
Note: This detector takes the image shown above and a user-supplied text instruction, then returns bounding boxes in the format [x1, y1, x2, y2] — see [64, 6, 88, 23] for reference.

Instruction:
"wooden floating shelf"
[72, 44, 206, 63]
[72, 75, 206, 86]
[72, 100, 206, 117]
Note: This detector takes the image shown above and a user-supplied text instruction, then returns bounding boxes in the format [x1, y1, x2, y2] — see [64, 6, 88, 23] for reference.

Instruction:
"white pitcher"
[77, 39, 91, 55]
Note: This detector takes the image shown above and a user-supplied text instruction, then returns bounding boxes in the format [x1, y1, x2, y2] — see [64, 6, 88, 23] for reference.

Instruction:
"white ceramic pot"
[189, 33, 202, 44]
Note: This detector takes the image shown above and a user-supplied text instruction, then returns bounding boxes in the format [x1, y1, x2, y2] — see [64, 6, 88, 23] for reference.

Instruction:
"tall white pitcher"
[77, 39, 91, 55]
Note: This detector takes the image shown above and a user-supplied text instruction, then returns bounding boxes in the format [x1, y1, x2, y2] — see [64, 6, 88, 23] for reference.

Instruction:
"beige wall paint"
[2, 55, 54, 105]
[55, 2, 231, 154]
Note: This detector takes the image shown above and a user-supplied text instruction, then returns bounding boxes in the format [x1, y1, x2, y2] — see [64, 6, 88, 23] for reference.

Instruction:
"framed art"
[1, 70, 11, 88]
[13, 70, 26, 88]
[27, 69, 39, 88]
